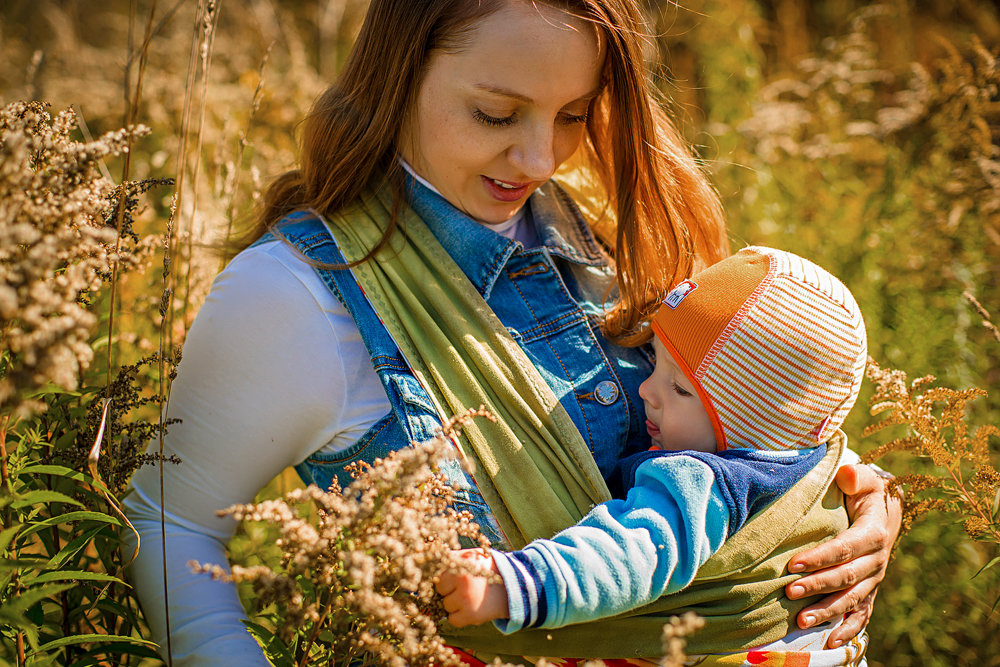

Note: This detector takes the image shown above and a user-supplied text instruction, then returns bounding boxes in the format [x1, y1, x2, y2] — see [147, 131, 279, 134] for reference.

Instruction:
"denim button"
[594, 380, 619, 405]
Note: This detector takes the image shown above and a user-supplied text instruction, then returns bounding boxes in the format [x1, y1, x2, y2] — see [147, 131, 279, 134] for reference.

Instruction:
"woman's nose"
[510, 124, 556, 181]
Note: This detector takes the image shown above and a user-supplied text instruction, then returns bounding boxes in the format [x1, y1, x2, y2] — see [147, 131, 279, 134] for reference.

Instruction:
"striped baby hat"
[651, 246, 867, 451]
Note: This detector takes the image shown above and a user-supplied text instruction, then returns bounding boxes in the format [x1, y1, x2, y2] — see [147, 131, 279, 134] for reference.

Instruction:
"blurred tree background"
[1, 0, 998, 665]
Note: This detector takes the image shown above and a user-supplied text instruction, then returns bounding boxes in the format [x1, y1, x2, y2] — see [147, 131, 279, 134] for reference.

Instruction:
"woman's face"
[398, 0, 603, 225]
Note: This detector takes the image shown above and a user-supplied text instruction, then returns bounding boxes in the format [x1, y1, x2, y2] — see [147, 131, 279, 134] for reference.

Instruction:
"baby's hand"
[435, 548, 509, 627]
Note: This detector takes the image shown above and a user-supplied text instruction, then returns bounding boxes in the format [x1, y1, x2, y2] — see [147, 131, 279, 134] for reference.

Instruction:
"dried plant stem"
[72, 105, 114, 183]
[1, 416, 11, 661]
[864, 359, 1000, 542]
[223, 44, 271, 254]
[963, 291, 1000, 344]
[943, 462, 1000, 543]
[107, 2, 171, 662]
[879, 385, 998, 541]
[52, 519, 74, 663]
[180, 0, 221, 332]
[157, 203, 178, 667]
[297, 591, 336, 667]
[166, 0, 207, 353]
[106, 0, 157, 386]
[1, 414, 10, 493]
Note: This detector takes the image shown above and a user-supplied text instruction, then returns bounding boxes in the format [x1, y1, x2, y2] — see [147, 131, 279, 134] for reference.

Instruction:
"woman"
[124, 0, 899, 664]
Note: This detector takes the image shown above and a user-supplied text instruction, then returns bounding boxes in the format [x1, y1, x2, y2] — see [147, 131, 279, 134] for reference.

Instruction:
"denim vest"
[259, 179, 653, 547]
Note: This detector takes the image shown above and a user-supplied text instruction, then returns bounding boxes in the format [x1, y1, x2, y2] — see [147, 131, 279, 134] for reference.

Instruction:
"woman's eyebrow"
[473, 83, 533, 103]
[473, 83, 603, 105]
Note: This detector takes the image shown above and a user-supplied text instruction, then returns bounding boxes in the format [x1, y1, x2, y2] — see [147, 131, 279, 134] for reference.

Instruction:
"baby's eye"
[672, 382, 692, 397]
[473, 108, 516, 128]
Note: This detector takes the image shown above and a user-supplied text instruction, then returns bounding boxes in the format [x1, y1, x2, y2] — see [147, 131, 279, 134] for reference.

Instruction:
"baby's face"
[639, 337, 717, 453]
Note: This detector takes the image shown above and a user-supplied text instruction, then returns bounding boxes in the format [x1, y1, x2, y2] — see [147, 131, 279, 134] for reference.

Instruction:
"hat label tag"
[664, 280, 698, 309]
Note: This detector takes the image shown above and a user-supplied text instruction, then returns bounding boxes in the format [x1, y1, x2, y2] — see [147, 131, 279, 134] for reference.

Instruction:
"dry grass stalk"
[192, 407, 497, 667]
[862, 358, 1000, 542]
[963, 290, 1000, 345]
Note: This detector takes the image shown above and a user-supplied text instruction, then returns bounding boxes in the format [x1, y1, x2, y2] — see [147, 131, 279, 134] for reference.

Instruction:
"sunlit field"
[1, 1, 998, 665]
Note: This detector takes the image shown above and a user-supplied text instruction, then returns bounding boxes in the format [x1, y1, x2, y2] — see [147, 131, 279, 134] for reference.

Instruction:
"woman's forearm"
[124, 489, 271, 666]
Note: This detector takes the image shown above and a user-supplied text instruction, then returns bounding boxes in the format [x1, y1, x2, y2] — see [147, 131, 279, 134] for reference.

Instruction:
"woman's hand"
[784, 463, 901, 648]
[435, 549, 509, 628]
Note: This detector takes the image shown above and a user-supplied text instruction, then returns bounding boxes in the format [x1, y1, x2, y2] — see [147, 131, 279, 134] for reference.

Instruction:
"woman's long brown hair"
[240, 0, 729, 345]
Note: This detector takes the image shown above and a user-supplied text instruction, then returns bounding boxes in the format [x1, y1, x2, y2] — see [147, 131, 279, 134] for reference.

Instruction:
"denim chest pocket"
[303, 373, 437, 482]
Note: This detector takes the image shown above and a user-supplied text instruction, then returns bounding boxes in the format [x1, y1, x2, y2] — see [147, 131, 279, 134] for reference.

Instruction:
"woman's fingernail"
[789, 584, 805, 598]
[788, 562, 804, 573]
[802, 613, 815, 626]
[830, 639, 843, 648]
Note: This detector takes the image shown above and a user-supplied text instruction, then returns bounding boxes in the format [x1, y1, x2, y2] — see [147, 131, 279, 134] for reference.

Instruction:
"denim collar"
[405, 175, 609, 301]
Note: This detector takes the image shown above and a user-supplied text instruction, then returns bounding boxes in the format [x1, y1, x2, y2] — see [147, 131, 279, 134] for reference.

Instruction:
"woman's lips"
[482, 175, 532, 202]
[646, 419, 661, 439]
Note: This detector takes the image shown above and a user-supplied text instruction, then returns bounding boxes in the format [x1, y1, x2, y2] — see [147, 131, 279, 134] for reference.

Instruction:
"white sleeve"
[124, 241, 388, 666]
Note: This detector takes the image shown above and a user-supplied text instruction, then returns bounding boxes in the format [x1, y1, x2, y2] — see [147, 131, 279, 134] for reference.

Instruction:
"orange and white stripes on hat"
[651, 246, 867, 451]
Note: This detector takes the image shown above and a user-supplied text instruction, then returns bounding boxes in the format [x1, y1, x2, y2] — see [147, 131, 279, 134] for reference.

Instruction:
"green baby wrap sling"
[320, 184, 849, 658]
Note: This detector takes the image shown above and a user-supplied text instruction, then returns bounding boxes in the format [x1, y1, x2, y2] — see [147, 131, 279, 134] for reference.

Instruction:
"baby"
[438, 246, 870, 661]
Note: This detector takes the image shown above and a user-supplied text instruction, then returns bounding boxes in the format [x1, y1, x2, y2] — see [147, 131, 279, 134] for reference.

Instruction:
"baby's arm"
[437, 455, 730, 631]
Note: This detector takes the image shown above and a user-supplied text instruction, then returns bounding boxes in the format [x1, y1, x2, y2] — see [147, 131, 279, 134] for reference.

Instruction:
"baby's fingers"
[435, 571, 458, 597]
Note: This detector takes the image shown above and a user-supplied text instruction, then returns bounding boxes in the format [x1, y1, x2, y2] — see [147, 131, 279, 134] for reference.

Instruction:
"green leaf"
[0, 583, 75, 626]
[43, 524, 107, 570]
[24, 383, 82, 399]
[243, 620, 295, 667]
[9, 489, 84, 510]
[0, 523, 24, 553]
[54, 428, 79, 451]
[0, 559, 43, 574]
[974, 555, 1000, 579]
[67, 641, 161, 665]
[29, 633, 158, 656]
[83, 597, 145, 626]
[21, 570, 127, 587]
[20, 511, 123, 539]
[16, 464, 108, 492]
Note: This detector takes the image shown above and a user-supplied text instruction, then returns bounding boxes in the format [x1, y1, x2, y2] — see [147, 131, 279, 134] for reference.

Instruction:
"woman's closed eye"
[559, 111, 588, 125]
[473, 108, 588, 128]
[672, 381, 692, 397]
[473, 108, 516, 128]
